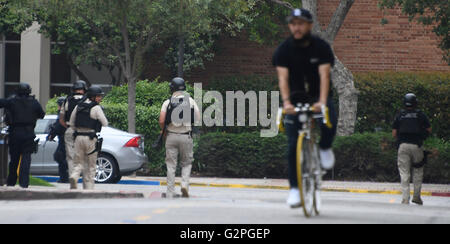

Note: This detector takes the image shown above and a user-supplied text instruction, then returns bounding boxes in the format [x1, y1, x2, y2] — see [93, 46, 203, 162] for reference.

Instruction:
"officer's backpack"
[398, 109, 422, 135]
[165, 96, 195, 125]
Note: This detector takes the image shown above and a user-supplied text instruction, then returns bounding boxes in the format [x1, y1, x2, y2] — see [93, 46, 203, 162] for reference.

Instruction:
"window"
[5, 43, 20, 83]
[50, 44, 73, 97]
[50, 45, 71, 84]
[2, 33, 21, 98]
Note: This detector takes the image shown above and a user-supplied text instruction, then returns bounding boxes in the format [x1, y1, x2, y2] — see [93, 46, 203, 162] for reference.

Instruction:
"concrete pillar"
[0, 35, 5, 99]
[20, 22, 51, 108]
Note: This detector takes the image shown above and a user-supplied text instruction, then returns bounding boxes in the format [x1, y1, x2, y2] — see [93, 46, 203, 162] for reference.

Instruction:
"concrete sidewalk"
[126, 176, 450, 197]
[0, 186, 144, 201]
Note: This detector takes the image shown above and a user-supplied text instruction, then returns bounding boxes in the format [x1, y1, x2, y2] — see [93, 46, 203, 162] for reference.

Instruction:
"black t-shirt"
[393, 109, 431, 146]
[273, 35, 335, 104]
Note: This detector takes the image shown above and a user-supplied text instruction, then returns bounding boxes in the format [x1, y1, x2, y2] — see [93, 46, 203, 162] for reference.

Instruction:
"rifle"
[152, 125, 166, 151]
[152, 96, 172, 150]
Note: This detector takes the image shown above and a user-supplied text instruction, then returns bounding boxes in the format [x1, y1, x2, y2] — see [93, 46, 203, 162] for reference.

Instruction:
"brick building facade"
[144, 0, 449, 83]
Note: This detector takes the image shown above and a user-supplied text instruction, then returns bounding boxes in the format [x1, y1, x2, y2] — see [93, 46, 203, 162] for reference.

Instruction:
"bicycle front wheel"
[296, 133, 315, 218]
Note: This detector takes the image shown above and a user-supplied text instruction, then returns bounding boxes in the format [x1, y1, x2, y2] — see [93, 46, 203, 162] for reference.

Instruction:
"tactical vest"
[74, 102, 102, 132]
[166, 96, 195, 125]
[10, 96, 36, 127]
[64, 95, 85, 122]
[398, 110, 422, 135]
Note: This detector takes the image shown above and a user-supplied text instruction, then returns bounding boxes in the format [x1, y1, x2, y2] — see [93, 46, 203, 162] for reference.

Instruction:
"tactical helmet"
[404, 93, 418, 108]
[57, 97, 66, 107]
[86, 85, 105, 98]
[72, 80, 88, 92]
[16, 83, 32, 95]
[170, 77, 186, 92]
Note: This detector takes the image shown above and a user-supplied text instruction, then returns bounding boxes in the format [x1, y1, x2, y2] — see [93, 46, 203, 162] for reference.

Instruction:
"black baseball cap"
[287, 8, 314, 23]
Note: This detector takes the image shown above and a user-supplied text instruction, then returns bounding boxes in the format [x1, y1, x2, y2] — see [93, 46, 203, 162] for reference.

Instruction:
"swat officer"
[48, 97, 69, 183]
[392, 93, 432, 205]
[60, 80, 87, 177]
[68, 86, 108, 190]
[0, 83, 45, 188]
[159, 78, 200, 198]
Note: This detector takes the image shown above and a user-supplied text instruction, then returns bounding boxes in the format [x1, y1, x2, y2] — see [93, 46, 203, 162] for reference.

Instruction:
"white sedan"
[31, 115, 148, 183]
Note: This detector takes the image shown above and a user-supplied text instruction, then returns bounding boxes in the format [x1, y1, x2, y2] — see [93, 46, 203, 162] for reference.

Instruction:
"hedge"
[194, 132, 450, 184]
[355, 72, 450, 140]
[44, 74, 450, 181]
[194, 132, 288, 178]
[205, 73, 450, 140]
[202, 75, 280, 134]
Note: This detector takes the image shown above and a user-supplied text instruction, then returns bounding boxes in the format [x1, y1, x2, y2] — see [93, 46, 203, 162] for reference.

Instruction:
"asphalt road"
[0, 184, 449, 224]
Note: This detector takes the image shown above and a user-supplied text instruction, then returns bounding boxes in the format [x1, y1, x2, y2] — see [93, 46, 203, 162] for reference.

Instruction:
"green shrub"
[205, 75, 279, 94]
[104, 79, 195, 108]
[332, 132, 398, 182]
[202, 75, 280, 134]
[194, 132, 288, 178]
[355, 72, 450, 140]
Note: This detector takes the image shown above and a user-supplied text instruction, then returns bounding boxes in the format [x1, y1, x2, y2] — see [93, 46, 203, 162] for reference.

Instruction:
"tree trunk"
[332, 57, 359, 136]
[127, 78, 137, 134]
[301, 0, 358, 136]
[177, 35, 185, 78]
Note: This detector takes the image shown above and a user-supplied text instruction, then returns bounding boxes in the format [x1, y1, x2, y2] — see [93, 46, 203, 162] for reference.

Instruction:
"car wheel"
[95, 153, 120, 184]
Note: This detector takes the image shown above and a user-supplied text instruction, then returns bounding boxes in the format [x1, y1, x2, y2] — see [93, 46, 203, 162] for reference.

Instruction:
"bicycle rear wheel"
[296, 133, 315, 218]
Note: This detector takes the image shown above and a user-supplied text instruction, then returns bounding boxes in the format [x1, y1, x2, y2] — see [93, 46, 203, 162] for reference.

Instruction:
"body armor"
[166, 96, 195, 125]
[64, 95, 85, 122]
[74, 102, 102, 132]
[10, 96, 36, 127]
[398, 110, 422, 135]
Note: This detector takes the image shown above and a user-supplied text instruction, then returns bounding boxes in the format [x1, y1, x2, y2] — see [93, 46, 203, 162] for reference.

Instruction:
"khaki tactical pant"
[165, 133, 194, 198]
[398, 143, 424, 202]
[70, 136, 98, 190]
[64, 127, 75, 176]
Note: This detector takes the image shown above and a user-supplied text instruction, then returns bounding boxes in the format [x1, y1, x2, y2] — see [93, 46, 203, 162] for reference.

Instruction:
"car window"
[35, 119, 55, 135]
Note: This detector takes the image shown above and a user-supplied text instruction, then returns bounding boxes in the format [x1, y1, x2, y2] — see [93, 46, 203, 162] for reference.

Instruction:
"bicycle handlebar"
[283, 104, 333, 129]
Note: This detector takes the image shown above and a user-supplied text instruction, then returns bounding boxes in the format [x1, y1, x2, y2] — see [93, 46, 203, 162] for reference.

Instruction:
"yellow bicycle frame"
[296, 132, 306, 208]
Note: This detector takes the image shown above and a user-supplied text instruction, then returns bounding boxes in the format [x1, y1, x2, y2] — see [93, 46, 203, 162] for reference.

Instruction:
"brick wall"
[143, 0, 449, 82]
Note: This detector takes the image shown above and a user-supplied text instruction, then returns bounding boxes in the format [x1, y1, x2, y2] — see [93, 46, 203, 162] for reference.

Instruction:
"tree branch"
[326, 0, 355, 42]
[268, 0, 294, 10]
[66, 54, 92, 87]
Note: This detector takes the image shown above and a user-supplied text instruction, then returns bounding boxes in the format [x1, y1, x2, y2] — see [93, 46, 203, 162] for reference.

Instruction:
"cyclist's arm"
[318, 63, 331, 105]
[277, 67, 290, 103]
[277, 67, 295, 114]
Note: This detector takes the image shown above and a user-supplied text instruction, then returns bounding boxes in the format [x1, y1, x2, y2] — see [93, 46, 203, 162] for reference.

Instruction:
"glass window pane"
[51, 48, 72, 84]
[5, 43, 20, 83]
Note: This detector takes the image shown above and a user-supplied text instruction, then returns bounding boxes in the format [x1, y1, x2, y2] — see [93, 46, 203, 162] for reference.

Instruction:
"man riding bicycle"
[273, 8, 338, 208]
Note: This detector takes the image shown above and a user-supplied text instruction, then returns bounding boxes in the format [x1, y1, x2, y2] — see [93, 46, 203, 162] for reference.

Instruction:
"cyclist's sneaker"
[287, 188, 302, 208]
[320, 149, 335, 170]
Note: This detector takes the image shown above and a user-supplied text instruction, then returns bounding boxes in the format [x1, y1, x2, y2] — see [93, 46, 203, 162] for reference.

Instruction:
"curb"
[35, 176, 450, 198]
[161, 181, 450, 197]
[0, 188, 144, 201]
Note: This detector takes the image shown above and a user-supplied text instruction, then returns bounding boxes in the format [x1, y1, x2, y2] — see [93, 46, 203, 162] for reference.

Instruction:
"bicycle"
[278, 103, 333, 218]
